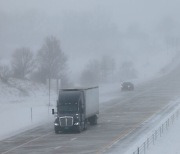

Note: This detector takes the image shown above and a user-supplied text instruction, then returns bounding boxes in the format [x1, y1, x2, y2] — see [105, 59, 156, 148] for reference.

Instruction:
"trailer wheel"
[93, 115, 97, 125]
[89, 115, 97, 125]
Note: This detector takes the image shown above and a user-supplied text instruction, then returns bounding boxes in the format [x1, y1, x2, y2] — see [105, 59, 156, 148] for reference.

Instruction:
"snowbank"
[0, 79, 57, 140]
[110, 99, 180, 154]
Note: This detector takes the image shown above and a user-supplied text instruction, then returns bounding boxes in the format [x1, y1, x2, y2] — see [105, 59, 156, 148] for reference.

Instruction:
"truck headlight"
[74, 122, 80, 126]
[54, 123, 59, 126]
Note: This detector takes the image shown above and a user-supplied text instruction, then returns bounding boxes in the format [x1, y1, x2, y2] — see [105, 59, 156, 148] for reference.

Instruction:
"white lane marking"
[3, 140, 14, 143]
[54, 146, 62, 150]
[70, 138, 77, 141]
[97, 128, 134, 154]
[54, 137, 76, 150]
[1, 132, 52, 154]
[98, 117, 154, 153]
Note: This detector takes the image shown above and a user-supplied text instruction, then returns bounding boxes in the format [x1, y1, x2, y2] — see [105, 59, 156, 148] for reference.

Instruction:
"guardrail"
[132, 109, 179, 154]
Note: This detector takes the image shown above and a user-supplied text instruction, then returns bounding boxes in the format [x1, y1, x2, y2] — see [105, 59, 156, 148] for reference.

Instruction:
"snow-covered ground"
[120, 99, 180, 154]
[0, 79, 57, 140]
[147, 115, 180, 154]
[1, 72, 180, 154]
[0, 79, 122, 141]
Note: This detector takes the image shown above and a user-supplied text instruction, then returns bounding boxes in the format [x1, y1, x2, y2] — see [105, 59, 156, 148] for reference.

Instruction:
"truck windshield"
[57, 91, 81, 114]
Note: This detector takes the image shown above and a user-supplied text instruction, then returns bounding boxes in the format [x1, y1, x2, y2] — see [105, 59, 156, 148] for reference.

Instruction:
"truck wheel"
[89, 115, 97, 125]
[93, 115, 97, 125]
[55, 128, 59, 134]
[83, 121, 87, 130]
[76, 125, 82, 133]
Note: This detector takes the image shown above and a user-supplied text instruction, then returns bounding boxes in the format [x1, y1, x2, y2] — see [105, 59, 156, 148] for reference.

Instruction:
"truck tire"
[83, 120, 87, 130]
[55, 127, 59, 134]
[89, 115, 97, 125]
[76, 125, 82, 133]
[93, 115, 97, 125]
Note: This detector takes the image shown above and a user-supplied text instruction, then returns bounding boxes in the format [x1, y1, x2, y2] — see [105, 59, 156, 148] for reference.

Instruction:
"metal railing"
[132, 109, 179, 154]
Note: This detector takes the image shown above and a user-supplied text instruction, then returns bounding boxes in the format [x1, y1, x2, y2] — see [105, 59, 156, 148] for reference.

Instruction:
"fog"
[1, 1, 180, 153]
[1, 0, 180, 82]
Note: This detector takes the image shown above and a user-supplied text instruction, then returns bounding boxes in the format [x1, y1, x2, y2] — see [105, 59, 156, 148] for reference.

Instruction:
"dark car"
[121, 82, 134, 91]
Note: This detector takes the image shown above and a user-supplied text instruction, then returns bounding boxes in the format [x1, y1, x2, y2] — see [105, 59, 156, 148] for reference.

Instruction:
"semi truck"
[52, 86, 99, 133]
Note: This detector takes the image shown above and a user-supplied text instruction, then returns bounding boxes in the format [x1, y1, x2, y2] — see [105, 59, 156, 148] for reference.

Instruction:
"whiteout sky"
[1, 0, 180, 79]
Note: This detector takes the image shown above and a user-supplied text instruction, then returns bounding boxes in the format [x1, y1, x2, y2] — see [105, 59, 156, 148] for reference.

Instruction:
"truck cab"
[53, 90, 85, 133]
[52, 87, 99, 133]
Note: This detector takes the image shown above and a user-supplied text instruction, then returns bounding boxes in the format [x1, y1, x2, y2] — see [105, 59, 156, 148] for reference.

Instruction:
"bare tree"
[0, 64, 11, 82]
[37, 36, 68, 83]
[118, 61, 137, 81]
[80, 56, 116, 85]
[100, 55, 116, 82]
[80, 60, 100, 85]
[11, 47, 35, 79]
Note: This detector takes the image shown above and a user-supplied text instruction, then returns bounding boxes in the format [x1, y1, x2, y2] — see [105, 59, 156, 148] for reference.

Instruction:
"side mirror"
[52, 109, 55, 115]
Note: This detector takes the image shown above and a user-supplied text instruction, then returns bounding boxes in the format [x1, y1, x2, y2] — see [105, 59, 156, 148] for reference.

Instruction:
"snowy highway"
[1, 1, 180, 153]
[1, 70, 180, 154]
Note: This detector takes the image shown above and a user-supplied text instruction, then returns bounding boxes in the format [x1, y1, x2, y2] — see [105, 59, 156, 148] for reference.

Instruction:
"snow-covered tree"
[80, 60, 100, 85]
[11, 47, 35, 79]
[0, 64, 11, 82]
[118, 61, 137, 81]
[80, 55, 116, 85]
[36, 36, 68, 83]
[100, 55, 116, 82]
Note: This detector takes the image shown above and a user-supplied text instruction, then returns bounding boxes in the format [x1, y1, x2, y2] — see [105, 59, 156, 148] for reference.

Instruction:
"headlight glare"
[74, 122, 80, 125]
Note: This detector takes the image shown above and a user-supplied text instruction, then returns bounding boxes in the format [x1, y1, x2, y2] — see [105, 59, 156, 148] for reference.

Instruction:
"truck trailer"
[52, 86, 99, 133]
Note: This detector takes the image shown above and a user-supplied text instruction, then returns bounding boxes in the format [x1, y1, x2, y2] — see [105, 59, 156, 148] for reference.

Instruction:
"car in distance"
[121, 82, 134, 91]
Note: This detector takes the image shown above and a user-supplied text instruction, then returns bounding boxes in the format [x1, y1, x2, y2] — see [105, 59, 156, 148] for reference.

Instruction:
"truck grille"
[59, 116, 73, 126]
